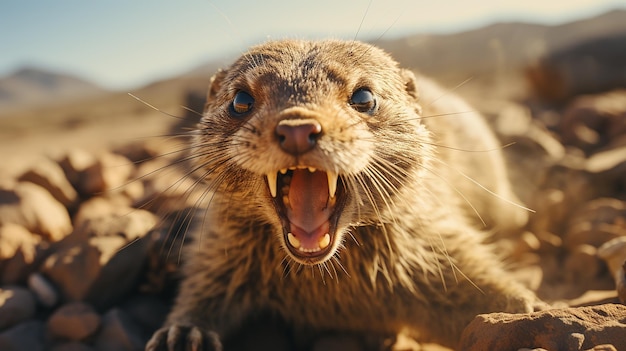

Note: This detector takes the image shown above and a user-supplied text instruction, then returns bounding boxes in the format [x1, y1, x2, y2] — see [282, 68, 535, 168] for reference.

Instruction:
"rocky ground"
[1, 82, 626, 351]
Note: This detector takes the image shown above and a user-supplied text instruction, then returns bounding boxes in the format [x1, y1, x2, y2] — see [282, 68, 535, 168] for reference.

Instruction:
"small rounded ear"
[400, 69, 422, 115]
[204, 69, 228, 112]
[400, 69, 419, 100]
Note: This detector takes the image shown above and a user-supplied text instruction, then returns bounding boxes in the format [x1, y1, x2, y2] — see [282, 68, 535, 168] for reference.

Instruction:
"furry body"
[146, 40, 538, 350]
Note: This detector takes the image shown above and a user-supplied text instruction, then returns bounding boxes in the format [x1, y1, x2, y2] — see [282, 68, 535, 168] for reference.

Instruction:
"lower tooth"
[287, 233, 301, 248]
[318, 233, 331, 249]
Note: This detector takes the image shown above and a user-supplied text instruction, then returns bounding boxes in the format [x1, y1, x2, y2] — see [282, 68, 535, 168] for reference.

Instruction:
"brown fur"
[146, 39, 539, 351]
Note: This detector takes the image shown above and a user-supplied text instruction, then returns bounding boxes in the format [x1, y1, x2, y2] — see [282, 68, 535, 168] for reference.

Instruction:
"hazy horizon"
[2, 0, 624, 90]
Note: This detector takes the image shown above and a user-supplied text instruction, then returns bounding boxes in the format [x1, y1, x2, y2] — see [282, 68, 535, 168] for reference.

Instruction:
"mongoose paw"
[145, 324, 222, 351]
[504, 290, 548, 314]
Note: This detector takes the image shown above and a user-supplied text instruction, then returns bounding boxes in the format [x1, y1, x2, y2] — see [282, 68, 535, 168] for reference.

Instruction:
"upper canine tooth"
[279, 168, 288, 174]
[266, 172, 278, 197]
[327, 171, 338, 198]
[308, 167, 316, 173]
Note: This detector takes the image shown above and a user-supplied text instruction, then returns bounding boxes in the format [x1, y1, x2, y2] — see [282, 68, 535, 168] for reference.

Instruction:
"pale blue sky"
[1, 0, 624, 90]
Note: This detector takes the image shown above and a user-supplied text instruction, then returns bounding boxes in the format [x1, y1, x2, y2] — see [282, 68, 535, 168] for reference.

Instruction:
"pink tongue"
[287, 170, 331, 238]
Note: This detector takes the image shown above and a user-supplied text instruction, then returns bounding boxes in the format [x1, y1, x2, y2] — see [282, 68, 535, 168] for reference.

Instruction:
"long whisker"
[332, 256, 350, 277]
[432, 157, 535, 214]
[419, 163, 487, 227]
[424, 77, 474, 107]
[128, 93, 186, 120]
[353, 0, 373, 41]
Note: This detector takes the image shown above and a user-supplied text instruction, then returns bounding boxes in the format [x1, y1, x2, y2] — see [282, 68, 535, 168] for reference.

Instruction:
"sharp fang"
[287, 233, 301, 248]
[279, 168, 288, 174]
[266, 172, 278, 197]
[308, 167, 316, 173]
[319, 233, 331, 249]
[327, 171, 338, 198]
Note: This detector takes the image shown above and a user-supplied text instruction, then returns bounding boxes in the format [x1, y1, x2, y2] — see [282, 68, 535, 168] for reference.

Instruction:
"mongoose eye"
[231, 91, 255, 115]
[349, 88, 376, 113]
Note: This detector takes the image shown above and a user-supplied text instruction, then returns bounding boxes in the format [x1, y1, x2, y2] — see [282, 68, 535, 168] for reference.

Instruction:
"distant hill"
[0, 67, 107, 112]
[1, 8, 624, 114]
[179, 9, 626, 102]
[374, 9, 626, 88]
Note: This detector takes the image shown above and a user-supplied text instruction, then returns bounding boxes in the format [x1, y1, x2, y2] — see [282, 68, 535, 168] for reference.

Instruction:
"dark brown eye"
[231, 91, 254, 115]
[349, 88, 376, 113]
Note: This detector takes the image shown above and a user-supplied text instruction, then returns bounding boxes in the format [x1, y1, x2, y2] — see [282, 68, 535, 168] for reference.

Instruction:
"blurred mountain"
[0, 67, 107, 112]
[1, 8, 624, 114]
[374, 9, 626, 88]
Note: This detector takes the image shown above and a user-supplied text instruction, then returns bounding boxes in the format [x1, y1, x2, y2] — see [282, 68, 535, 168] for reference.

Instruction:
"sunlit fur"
[147, 40, 538, 350]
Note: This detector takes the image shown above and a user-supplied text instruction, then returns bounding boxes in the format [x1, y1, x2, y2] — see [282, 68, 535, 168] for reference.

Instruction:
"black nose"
[276, 119, 322, 155]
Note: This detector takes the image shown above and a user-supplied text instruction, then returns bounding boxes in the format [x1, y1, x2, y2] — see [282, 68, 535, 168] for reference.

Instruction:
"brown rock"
[41, 209, 154, 309]
[0, 223, 40, 284]
[78, 152, 135, 197]
[0, 180, 73, 241]
[564, 244, 601, 282]
[566, 290, 620, 307]
[18, 157, 79, 209]
[0, 286, 36, 329]
[47, 302, 101, 341]
[114, 137, 183, 164]
[41, 239, 102, 302]
[391, 333, 427, 351]
[506, 231, 542, 259]
[28, 272, 59, 307]
[530, 189, 568, 234]
[72, 197, 132, 230]
[496, 103, 566, 206]
[312, 335, 362, 351]
[51, 342, 96, 351]
[117, 178, 145, 206]
[586, 146, 626, 174]
[568, 198, 626, 229]
[529, 161, 596, 235]
[94, 309, 145, 351]
[565, 198, 626, 249]
[134, 157, 203, 214]
[120, 295, 168, 331]
[86, 237, 149, 310]
[458, 304, 626, 351]
[574, 225, 625, 248]
[587, 345, 618, 351]
[0, 320, 45, 351]
[559, 89, 626, 153]
[586, 148, 626, 197]
[41, 237, 147, 308]
[535, 231, 563, 253]
[512, 264, 544, 292]
[598, 237, 626, 304]
[565, 225, 625, 249]
[73, 207, 157, 242]
[57, 149, 97, 189]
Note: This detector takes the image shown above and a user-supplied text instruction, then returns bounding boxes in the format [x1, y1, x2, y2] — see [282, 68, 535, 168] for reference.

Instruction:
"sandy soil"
[0, 78, 204, 179]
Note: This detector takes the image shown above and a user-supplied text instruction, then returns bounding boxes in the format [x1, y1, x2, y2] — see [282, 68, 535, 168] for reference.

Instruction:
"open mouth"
[266, 166, 345, 263]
